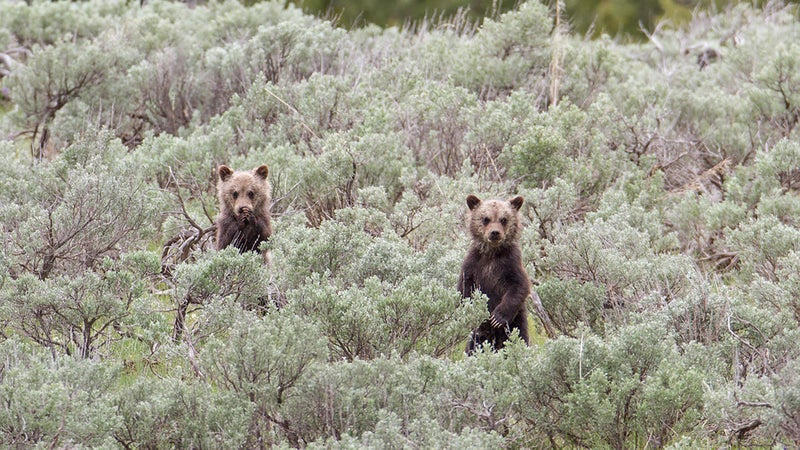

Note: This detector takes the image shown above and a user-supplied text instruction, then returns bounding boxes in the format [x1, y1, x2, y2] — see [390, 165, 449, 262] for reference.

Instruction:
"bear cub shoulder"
[215, 164, 273, 253]
[458, 194, 530, 353]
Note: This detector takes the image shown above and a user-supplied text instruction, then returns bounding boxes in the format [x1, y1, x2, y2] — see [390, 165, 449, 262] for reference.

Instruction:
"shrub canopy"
[1, 0, 800, 447]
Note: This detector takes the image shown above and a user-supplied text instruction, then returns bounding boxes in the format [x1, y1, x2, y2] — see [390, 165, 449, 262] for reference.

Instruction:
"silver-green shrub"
[1, 0, 800, 447]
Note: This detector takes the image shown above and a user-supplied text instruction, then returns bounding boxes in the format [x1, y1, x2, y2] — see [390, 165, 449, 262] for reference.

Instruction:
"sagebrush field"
[1, 0, 800, 447]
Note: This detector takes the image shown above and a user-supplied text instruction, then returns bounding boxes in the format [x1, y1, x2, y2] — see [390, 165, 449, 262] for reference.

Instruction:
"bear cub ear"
[254, 165, 269, 179]
[466, 195, 482, 211]
[509, 196, 524, 211]
[218, 165, 234, 182]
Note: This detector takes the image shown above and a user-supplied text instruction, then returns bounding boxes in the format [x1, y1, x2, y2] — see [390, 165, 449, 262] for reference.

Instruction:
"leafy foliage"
[1, 0, 800, 447]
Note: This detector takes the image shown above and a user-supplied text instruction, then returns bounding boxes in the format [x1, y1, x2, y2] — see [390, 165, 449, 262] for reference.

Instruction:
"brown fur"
[458, 194, 530, 354]
[215, 165, 273, 253]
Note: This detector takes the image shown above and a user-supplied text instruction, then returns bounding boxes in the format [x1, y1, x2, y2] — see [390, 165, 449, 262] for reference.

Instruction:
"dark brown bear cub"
[215, 164, 273, 253]
[458, 194, 531, 354]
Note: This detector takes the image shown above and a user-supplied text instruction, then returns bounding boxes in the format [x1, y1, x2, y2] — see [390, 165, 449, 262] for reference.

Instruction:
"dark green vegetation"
[1, 0, 800, 447]
[294, 0, 800, 39]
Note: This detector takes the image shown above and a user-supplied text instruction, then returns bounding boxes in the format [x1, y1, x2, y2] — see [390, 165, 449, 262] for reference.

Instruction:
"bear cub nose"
[489, 230, 501, 240]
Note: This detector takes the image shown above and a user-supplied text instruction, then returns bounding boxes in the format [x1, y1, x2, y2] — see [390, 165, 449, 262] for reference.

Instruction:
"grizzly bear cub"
[458, 194, 531, 354]
[215, 164, 273, 253]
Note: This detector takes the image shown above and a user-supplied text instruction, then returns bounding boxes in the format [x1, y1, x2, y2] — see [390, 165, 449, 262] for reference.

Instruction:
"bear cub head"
[217, 165, 271, 226]
[466, 194, 524, 249]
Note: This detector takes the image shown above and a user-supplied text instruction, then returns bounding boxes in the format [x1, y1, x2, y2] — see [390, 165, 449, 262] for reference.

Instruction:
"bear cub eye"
[482, 217, 490, 225]
[232, 191, 239, 199]
[500, 217, 508, 226]
[247, 191, 255, 200]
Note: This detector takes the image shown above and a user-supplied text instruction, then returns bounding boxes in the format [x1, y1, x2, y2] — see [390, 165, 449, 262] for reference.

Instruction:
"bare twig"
[530, 290, 557, 339]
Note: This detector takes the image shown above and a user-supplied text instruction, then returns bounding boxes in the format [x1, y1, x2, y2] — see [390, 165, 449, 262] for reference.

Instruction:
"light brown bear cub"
[458, 194, 531, 354]
[215, 165, 273, 253]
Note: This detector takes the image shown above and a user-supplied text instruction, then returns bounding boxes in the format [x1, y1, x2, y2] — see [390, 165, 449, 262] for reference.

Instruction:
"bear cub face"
[218, 165, 271, 226]
[467, 194, 524, 249]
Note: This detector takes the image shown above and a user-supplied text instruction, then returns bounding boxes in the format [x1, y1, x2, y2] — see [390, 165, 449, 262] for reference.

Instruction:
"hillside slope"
[1, 0, 799, 447]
